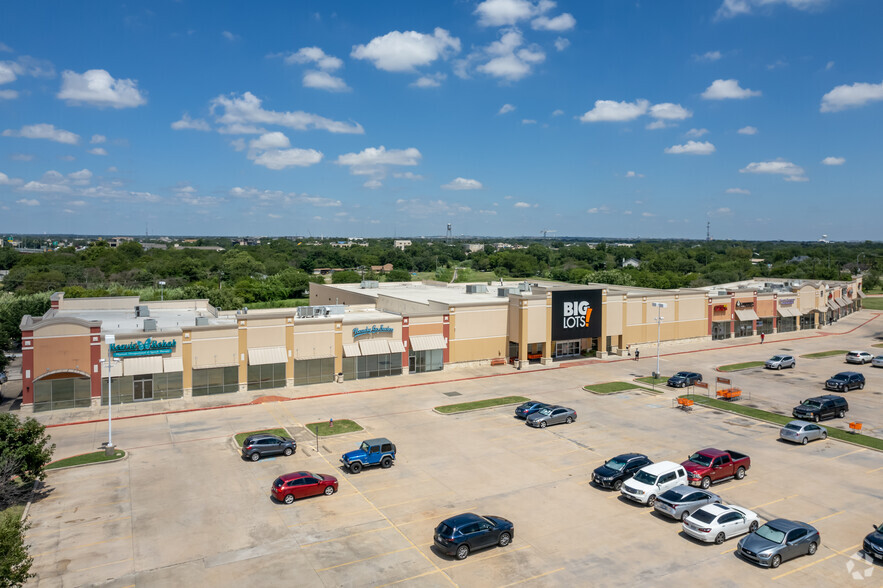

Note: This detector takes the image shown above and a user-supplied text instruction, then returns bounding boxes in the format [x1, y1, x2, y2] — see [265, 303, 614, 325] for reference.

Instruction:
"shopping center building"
[19, 276, 863, 413]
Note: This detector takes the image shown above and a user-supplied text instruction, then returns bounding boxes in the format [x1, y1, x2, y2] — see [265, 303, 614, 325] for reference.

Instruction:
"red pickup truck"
[681, 448, 750, 489]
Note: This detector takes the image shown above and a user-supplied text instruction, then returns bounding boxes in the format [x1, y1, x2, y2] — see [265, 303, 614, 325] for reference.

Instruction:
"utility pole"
[651, 302, 667, 379]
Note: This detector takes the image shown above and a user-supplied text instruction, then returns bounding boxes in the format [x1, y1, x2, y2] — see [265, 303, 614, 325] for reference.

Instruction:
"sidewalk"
[31, 310, 881, 428]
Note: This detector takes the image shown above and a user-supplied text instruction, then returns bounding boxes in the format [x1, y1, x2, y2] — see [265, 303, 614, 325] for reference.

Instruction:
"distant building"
[370, 263, 394, 273]
[750, 258, 765, 265]
[787, 256, 810, 264]
[464, 243, 484, 253]
[394, 239, 412, 251]
[108, 237, 134, 247]
[622, 258, 641, 268]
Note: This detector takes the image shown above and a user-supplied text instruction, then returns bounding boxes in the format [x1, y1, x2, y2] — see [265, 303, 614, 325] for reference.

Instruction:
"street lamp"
[102, 334, 116, 456]
[651, 302, 667, 379]
[158, 280, 166, 302]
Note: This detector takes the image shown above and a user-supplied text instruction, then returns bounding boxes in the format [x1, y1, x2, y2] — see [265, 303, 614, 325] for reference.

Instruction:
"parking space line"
[377, 496, 439, 510]
[71, 557, 132, 573]
[809, 510, 844, 524]
[41, 485, 129, 501]
[374, 568, 441, 588]
[749, 494, 799, 510]
[716, 480, 757, 492]
[316, 546, 415, 572]
[441, 544, 530, 570]
[826, 448, 866, 460]
[286, 506, 380, 528]
[33, 534, 132, 558]
[27, 515, 132, 538]
[38, 499, 131, 517]
[771, 543, 861, 580]
[499, 566, 565, 587]
[866, 465, 883, 474]
[397, 509, 478, 527]
[300, 524, 392, 547]
[550, 461, 594, 473]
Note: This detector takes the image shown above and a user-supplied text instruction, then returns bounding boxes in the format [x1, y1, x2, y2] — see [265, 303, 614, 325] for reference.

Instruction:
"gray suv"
[792, 395, 848, 422]
[241, 433, 297, 461]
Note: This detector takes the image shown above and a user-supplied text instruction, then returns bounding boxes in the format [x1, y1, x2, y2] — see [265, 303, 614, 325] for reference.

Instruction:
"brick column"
[442, 313, 450, 363]
[90, 327, 102, 399]
[21, 329, 34, 406]
[401, 316, 410, 372]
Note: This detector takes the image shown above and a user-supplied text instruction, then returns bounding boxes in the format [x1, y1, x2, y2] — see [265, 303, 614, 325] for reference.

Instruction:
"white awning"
[342, 343, 362, 357]
[123, 356, 164, 376]
[247, 346, 288, 366]
[409, 334, 447, 351]
[734, 309, 759, 322]
[359, 339, 391, 356]
[835, 297, 849, 308]
[790, 307, 804, 317]
[163, 356, 183, 373]
[388, 339, 406, 354]
[101, 361, 123, 378]
[777, 307, 796, 318]
[826, 300, 838, 310]
[857, 290, 866, 299]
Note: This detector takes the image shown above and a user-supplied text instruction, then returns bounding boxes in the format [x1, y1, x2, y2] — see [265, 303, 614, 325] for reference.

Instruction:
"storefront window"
[778, 317, 797, 333]
[756, 319, 774, 335]
[800, 314, 816, 330]
[734, 321, 753, 338]
[293, 358, 335, 386]
[342, 353, 402, 381]
[409, 348, 443, 373]
[247, 363, 286, 391]
[102, 372, 184, 405]
[712, 322, 730, 341]
[34, 376, 91, 412]
[555, 340, 581, 357]
[192, 366, 239, 396]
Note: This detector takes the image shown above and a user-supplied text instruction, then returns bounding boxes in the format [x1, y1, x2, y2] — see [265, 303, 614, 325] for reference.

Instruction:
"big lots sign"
[551, 290, 602, 340]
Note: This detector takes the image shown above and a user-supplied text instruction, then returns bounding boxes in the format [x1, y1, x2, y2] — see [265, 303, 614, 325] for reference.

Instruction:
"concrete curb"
[432, 401, 525, 415]
[20, 479, 39, 523]
[45, 450, 128, 473]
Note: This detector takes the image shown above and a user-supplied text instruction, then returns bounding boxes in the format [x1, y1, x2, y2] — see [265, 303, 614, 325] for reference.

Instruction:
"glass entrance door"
[133, 375, 154, 401]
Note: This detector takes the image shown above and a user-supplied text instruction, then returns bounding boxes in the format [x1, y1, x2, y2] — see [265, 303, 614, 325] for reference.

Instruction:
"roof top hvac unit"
[135, 305, 150, 317]
[360, 280, 379, 289]
[296, 305, 346, 319]
[497, 287, 518, 297]
[143, 318, 157, 332]
[195, 317, 209, 326]
[465, 284, 488, 294]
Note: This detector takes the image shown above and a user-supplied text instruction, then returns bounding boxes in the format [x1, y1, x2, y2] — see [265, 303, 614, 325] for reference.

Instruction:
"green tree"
[0, 413, 55, 483]
[331, 270, 361, 284]
[221, 250, 265, 282]
[0, 511, 33, 588]
[0, 293, 51, 351]
[386, 269, 411, 282]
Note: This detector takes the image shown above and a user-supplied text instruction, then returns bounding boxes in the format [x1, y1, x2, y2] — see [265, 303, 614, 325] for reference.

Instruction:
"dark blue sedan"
[515, 401, 548, 419]
[434, 513, 514, 560]
[667, 371, 703, 388]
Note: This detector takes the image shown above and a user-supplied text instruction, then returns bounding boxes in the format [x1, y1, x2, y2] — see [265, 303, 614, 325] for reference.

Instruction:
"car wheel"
[701, 477, 711, 490]
[498, 532, 511, 547]
[647, 494, 657, 507]
[791, 362, 795, 368]
[770, 554, 782, 569]
[565, 416, 573, 424]
[283, 494, 294, 504]
[749, 520, 758, 532]
[838, 410, 845, 418]
[808, 541, 817, 555]
[324, 485, 335, 496]
[613, 479, 623, 491]
[801, 437, 808, 445]
[456, 544, 469, 560]
[380, 456, 392, 468]
[814, 414, 820, 423]
[250, 452, 261, 462]
[859, 383, 865, 390]
[777, 365, 782, 370]
[714, 532, 726, 545]
[736, 467, 746, 480]
[349, 462, 362, 474]
[821, 431, 828, 440]
[283, 447, 293, 456]
[539, 421, 547, 428]
[681, 511, 690, 521]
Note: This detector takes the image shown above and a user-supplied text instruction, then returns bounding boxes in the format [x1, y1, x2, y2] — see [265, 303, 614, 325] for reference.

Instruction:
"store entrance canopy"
[409, 334, 447, 351]
[247, 346, 288, 366]
[734, 309, 759, 322]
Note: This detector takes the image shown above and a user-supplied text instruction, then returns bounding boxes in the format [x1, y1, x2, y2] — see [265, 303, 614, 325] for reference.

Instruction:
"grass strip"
[861, 298, 883, 310]
[872, 343, 883, 349]
[584, 382, 641, 394]
[718, 361, 765, 372]
[47, 450, 126, 470]
[1, 505, 25, 523]
[636, 376, 669, 385]
[305, 419, 363, 436]
[434, 396, 529, 414]
[234, 427, 291, 446]
[681, 394, 883, 451]
[800, 350, 848, 359]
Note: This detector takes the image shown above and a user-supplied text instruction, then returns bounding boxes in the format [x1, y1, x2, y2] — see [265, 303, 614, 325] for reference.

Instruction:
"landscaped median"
[718, 361, 765, 372]
[46, 449, 126, 470]
[584, 382, 660, 395]
[679, 394, 883, 451]
[800, 350, 848, 359]
[636, 376, 669, 386]
[434, 396, 529, 414]
[305, 420, 363, 436]
[234, 428, 291, 446]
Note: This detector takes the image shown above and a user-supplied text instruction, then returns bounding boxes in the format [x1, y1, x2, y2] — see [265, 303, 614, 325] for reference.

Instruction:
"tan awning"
[735, 309, 759, 322]
[359, 339, 391, 356]
[826, 300, 838, 310]
[409, 334, 447, 351]
[342, 343, 362, 357]
[247, 346, 288, 366]
[123, 356, 164, 376]
[388, 339, 406, 354]
[857, 290, 866, 299]
[777, 307, 795, 318]
[101, 361, 124, 378]
[790, 307, 804, 316]
[163, 356, 183, 373]
[835, 297, 849, 308]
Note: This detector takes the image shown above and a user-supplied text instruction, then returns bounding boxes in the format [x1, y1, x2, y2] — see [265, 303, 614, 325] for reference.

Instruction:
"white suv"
[846, 351, 874, 365]
[621, 461, 688, 506]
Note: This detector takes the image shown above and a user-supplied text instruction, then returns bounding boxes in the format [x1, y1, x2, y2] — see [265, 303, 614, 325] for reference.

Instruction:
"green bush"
[0, 508, 32, 588]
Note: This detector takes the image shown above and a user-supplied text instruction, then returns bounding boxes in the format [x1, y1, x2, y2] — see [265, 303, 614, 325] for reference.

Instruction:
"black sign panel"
[551, 289, 602, 340]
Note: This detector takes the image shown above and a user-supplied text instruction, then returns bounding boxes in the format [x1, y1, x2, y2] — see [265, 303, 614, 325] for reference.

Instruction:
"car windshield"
[801, 400, 822, 408]
[538, 408, 553, 416]
[605, 458, 627, 472]
[691, 509, 717, 524]
[830, 375, 847, 381]
[633, 470, 658, 485]
[661, 489, 687, 501]
[688, 453, 713, 467]
[770, 356, 784, 361]
[755, 524, 786, 544]
[674, 372, 688, 378]
[784, 424, 802, 431]
[437, 523, 455, 537]
[360, 442, 370, 452]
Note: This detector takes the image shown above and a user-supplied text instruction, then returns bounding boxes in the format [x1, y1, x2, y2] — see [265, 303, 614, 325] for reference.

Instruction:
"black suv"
[241, 433, 297, 461]
[592, 453, 653, 491]
[792, 395, 848, 422]
[434, 513, 514, 560]
[667, 372, 703, 388]
[825, 372, 865, 392]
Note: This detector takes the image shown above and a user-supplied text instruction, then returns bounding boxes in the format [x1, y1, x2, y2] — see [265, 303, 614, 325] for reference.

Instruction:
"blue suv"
[341, 438, 396, 473]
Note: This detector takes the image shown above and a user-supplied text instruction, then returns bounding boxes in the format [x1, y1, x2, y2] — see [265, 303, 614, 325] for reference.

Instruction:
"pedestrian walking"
[760, 333, 765, 344]
[634, 348, 640, 361]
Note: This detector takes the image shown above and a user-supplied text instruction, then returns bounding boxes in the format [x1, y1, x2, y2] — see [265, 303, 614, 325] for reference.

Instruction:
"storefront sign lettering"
[550, 290, 602, 340]
[352, 325, 393, 339]
[736, 301, 754, 309]
[109, 338, 176, 357]
[713, 304, 728, 312]
[779, 298, 795, 306]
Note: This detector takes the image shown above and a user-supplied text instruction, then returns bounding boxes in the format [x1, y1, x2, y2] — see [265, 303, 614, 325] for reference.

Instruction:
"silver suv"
[846, 351, 874, 365]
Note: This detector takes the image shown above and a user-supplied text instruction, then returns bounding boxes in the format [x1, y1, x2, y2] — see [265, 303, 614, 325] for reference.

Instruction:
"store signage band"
[352, 325, 393, 339]
[735, 301, 754, 309]
[779, 299, 795, 306]
[550, 290, 602, 340]
[713, 304, 728, 312]
[110, 338, 176, 357]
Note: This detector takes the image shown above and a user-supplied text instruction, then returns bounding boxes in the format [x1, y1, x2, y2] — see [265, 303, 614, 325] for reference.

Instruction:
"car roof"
[765, 519, 811, 532]
[847, 351, 867, 354]
[441, 513, 483, 527]
[362, 438, 391, 445]
[693, 448, 728, 457]
[786, 420, 812, 427]
[246, 433, 282, 440]
[698, 503, 733, 516]
[833, 371, 861, 377]
[613, 453, 647, 461]
[817, 395, 845, 401]
[278, 471, 313, 481]
[639, 460, 680, 474]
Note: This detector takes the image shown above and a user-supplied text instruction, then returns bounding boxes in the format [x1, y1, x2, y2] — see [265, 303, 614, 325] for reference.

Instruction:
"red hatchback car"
[272, 471, 338, 504]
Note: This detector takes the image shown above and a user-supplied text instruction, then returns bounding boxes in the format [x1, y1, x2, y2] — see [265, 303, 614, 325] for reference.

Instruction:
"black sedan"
[241, 434, 297, 461]
[668, 372, 703, 388]
[515, 401, 548, 419]
[864, 523, 883, 562]
[434, 513, 514, 560]
[592, 453, 653, 491]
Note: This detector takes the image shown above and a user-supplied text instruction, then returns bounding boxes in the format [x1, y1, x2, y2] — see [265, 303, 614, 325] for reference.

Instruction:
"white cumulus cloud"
[411, 73, 446, 88]
[513, 201, 531, 208]
[664, 140, 716, 155]
[0, 172, 22, 185]
[0, 89, 17, 100]
[685, 128, 709, 137]
[726, 188, 751, 194]
[467, 28, 545, 82]
[580, 99, 649, 122]
[532, 13, 576, 31]
[210, 91, 364, 134]
[245, 132, 323, 170]
[90, 134, 106, 144]
[283, 47, 343, 71]
[57, 69, 146, 108]
[302, 70, 350, 92]
[17, 198, 40, 206]
[554, 37, 570, 51]
[2, 123, 79, 144]
[171, 113, 212, 131]
[701, 79, 761, 100]
[820, 80, 883, 112]
[498, 103, 516, 114]
[88, 148, 107, 156]
[716, 0, 829, 20]
[740, 159, 806, 182]
[351, 28, 460, 72]
[737, 125, 758, 135]
[442, 177, 483, 190]
[649, 103, 692, 120]
[821, 156, 845, 165]
[696, 51, 722, 62]
[625, 171, 644, 178]
[336, 146, 422, 183]
[475, 0, 538, 26]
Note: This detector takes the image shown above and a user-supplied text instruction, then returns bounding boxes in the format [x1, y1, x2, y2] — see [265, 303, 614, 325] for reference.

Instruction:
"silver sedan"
[653, 485, 721, 521]
[872, 356, 883, 368]
[526, 405, 577, 428]
[765, 355, 795, 370]
[779, 420, 828, 445]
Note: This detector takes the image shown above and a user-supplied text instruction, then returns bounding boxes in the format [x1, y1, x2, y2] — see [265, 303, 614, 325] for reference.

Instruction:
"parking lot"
[25, 316, 883, 588]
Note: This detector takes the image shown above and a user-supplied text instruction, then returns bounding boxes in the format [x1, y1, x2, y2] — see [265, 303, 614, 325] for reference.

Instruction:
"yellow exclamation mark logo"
[585, 306, 592, 327]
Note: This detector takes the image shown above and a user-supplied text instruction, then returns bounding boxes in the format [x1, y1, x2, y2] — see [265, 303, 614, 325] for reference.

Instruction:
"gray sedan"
[779, 420, 827, 445]
[653, 485, 721, 521]
[737, 519, 820, 568]
[526, 405, 577, 428]
[765, 355, 795, 370]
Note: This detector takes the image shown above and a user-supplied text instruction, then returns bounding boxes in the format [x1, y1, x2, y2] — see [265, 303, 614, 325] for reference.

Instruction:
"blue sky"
[1, 0, 881, 240]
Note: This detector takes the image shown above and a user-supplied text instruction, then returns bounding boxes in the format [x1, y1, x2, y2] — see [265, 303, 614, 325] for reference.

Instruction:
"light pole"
[102, 335, 118, 456]
[158, 280, 166, 302]
[651, 302, 667, 379]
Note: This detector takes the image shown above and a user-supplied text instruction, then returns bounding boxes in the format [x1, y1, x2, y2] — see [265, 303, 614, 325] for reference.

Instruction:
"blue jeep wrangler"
[340, 438, 396, 473]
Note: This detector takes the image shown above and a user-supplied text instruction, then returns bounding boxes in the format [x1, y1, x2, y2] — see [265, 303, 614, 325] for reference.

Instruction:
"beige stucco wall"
[605, 295, 623, 336]
[292, 321, 336, 359]
[309, 283, 378, 306]
[189, 327, 239, 368]
[525, 298, 548, 344]
[798, 286, 817, 311]
[449, 337, 507, 363]
[245, 317, 286, 349]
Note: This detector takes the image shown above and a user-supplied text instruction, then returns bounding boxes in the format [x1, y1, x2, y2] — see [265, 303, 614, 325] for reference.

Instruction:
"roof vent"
[195, 317, 209, 326]
[465, 284, 488, 294]
[360, 280, 379, 289]
[143, 318, 157, 331]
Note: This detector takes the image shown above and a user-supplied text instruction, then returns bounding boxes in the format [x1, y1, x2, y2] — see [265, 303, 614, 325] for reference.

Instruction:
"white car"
[871, 356, 883, 368]
[846, 351, 874, 365]
[621, 461, 687, 506]
[683, 503, 760, 544]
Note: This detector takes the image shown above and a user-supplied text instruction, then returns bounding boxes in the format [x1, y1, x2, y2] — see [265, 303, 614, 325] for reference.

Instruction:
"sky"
[1, 0, 882, 241]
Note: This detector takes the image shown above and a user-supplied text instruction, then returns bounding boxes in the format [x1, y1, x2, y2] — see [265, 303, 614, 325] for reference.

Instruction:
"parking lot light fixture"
[651, 302, 667, 379]
[158, 280, 166, 302]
